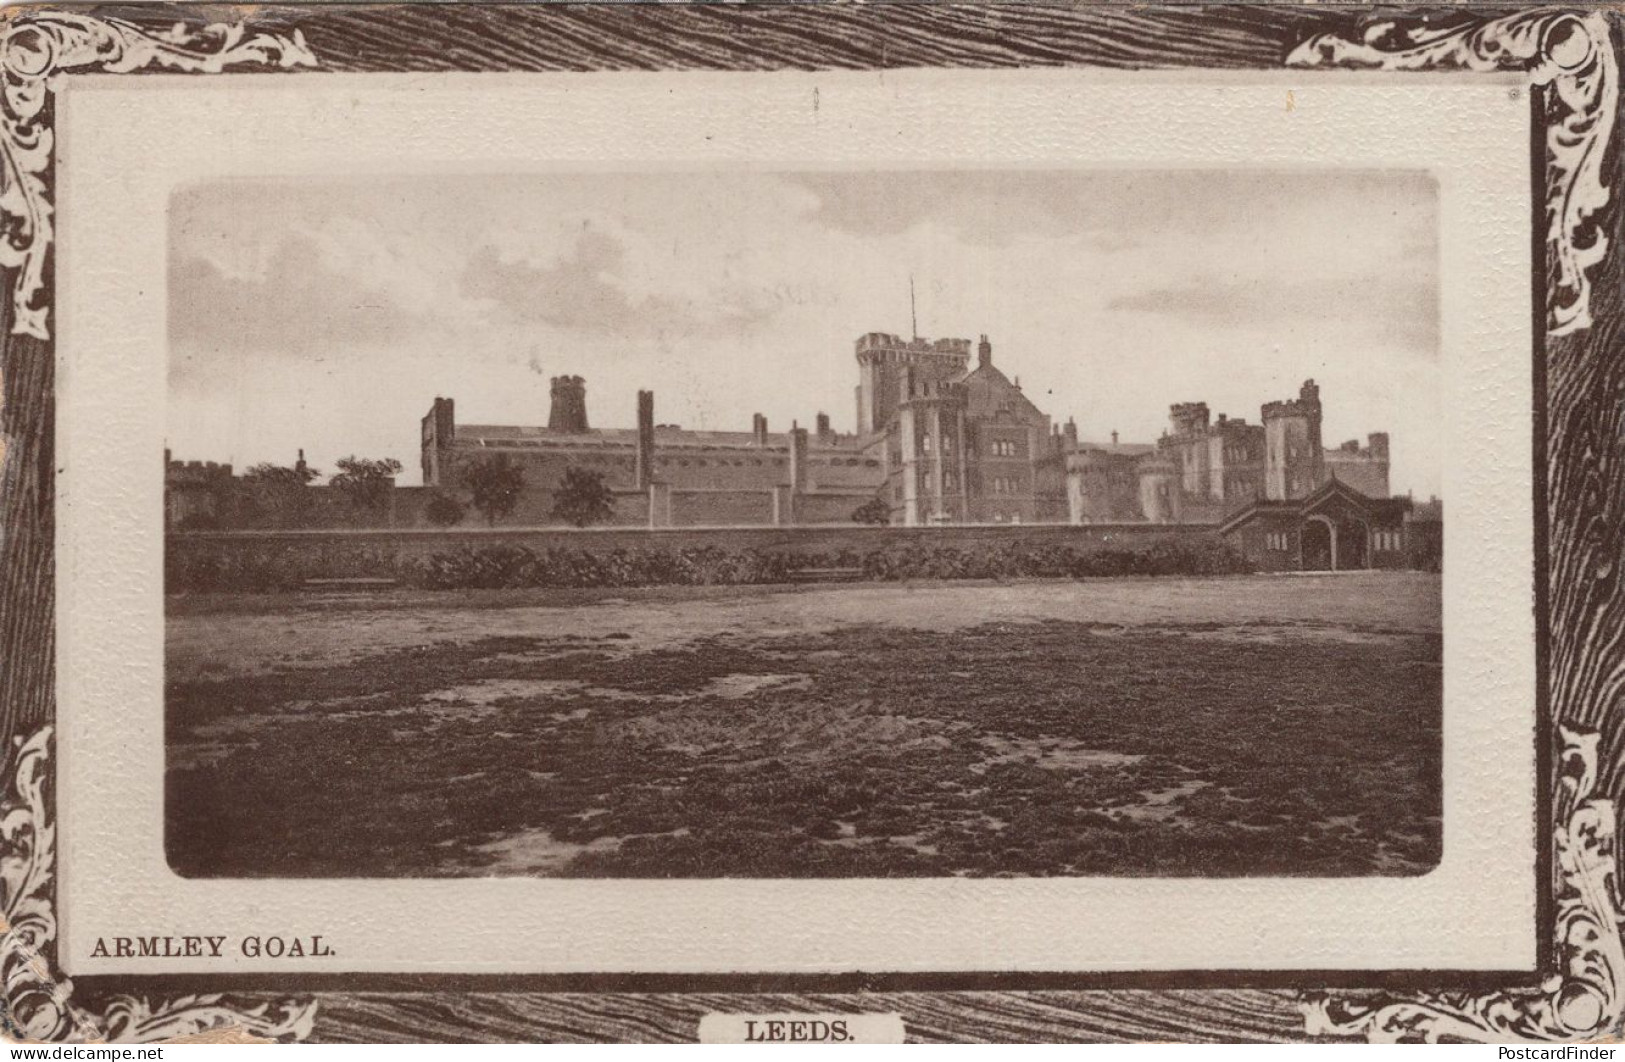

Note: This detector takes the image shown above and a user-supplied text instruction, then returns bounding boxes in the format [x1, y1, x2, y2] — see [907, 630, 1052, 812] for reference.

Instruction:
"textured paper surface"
[55, 68, 1534, 974]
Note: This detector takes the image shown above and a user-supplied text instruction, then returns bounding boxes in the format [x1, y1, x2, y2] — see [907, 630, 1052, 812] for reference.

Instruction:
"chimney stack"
[789, 422, 809, 494]
[1111, 430, 1119, 446]
[978, 334, 992, 368]
[753, 413, 768, 446]
[548, 375, 589, 433]
[1064, 417, 1079, 448]
[634, 390, 656, 489]
[815, 412, 831, 441]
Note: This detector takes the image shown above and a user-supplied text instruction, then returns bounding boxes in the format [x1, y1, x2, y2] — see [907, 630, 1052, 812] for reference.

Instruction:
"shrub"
[166, 533, 1251, 594]
[423, 491, 465, 527]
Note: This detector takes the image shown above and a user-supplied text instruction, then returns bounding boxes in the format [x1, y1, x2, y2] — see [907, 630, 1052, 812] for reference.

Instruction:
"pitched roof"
[1300, 477, 1379, 516]
[454, 424, 868, 454]
[1217, 479, 1379, 535]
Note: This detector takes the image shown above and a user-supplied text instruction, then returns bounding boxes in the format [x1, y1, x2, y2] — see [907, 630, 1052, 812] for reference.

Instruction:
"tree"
[550, 466, 616, 528]
[851, 496, 890, 525]
[463, 453, 526, 527]
[329, 456, 403, 519]
[423, 490, 465, 527]
[239, 461, 319, 529]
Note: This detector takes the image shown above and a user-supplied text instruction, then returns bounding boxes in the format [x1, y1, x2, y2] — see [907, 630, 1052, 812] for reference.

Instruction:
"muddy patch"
[1114, 779, 1211, 823]
[467, 825, 693, 874]
[424, 678, 590, 706]
[972, 734, 1143, 774]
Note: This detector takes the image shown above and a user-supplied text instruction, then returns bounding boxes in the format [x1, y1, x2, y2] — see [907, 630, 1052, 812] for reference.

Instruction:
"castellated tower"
[854, 332, 972, 436]
[1168, 401, 1211, 437]
[1166, 401, 1212, 496]
[1137, 452, 1182, 524]
[548, 375, 589, 433]
[896, 372, 969, 526]
[1262, 379, 1325, 500]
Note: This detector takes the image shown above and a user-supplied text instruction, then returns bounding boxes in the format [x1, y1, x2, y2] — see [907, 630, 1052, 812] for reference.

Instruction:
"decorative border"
[0, 728, 316, 1042]
[1302, 728, 1623, 1043]
[0, 3, 1616, 1044]
[0, 8, 319, 1042]
[1287, 9, 1616, 337]
[0, 12, 315, 341]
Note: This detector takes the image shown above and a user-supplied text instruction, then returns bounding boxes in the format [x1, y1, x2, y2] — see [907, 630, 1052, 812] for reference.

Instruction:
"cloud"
[169, 234, 425, 367]
[1106, 273, 1439, 356]
[785, 171, 1137, 251]
[458, 224, 787, 341]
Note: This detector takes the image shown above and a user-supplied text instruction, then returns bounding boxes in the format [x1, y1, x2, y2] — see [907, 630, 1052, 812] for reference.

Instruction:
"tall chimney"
[789, 422, 809, 493]
[815, 412, 831, 440]
[978, 334, 992, 368]
[753, 413, 768, 446]
[549, 375, 589, 433]
[635, 390, 655, 489]
[1064, 417, 1078, 447]
[1111, 430, 1119, 446]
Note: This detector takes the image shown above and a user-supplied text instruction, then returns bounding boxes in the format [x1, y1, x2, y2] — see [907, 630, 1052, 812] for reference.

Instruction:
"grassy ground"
[166, 572, 1441, 878]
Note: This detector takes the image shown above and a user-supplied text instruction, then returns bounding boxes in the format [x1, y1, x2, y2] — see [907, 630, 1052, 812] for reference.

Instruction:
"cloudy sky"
[168, 169, 1440, 496]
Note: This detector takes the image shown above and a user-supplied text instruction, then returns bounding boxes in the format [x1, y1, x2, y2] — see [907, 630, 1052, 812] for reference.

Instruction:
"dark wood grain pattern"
[101, 3, 1360, 75]
[6, 0, 1618, 1044]
[0, 291, 53, 751]
[1547, 125, 1625, 828]
[306, 989, 1309, 1043]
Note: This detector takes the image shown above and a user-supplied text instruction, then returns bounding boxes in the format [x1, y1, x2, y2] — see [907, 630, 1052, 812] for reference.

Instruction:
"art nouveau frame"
[0, 1, 1619, 1043]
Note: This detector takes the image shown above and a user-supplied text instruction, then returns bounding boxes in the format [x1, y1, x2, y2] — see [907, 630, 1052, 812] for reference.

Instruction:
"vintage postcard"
[0, 2, 1618, 1045]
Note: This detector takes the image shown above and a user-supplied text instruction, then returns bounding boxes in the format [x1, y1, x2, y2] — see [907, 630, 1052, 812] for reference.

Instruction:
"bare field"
[166, 572, 1442, 878]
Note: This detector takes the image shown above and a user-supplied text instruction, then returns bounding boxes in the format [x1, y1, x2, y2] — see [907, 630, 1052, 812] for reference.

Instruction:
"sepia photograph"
[162, 167, 1445, 882]
[16, 2, 1597, 1039]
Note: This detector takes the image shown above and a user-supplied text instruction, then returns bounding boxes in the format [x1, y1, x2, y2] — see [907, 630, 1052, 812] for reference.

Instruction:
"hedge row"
[165, 538, 1251, 594]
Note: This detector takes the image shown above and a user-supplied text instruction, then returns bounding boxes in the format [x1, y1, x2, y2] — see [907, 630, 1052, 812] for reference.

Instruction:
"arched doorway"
[1337, 517, 1369, 570]
[1302, 518, 1333, 571]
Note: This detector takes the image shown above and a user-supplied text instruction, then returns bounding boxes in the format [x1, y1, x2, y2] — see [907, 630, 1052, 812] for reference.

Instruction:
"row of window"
[1264, 529, 1404, 552]
[914, 471, 963, 490]
[916, 436, 1022, 458]
[894, 473, 1023, 495]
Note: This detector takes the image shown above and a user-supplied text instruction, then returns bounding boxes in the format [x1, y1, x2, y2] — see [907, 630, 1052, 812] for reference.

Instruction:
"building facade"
[1063, 378, 1391, 526]
[1218, 479, 1439, 572]
[166, 328, 1400, 534]
[419, 335, 1395, 529]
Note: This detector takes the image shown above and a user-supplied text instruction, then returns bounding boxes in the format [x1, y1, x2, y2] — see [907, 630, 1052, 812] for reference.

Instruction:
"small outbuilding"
[1218, 479, 1428, 572]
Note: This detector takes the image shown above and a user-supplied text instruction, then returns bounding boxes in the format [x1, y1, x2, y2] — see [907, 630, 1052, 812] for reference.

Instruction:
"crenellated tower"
[1262, 379, 1325, 500]
[896, 372, 969, 526]
[548, 375, 589, 433]
[854, 332, 971, 436]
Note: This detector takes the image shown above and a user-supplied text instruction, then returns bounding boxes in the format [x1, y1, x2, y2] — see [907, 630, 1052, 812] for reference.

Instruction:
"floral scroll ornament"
[0, 11, 317, 341]
[1288, 10, 1616, 337]
[1302, 727, 1625, 1043]
[0, 727, 316, 1042]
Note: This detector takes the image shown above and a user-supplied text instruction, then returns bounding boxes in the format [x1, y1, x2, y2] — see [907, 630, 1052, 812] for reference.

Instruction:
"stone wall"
[173, 521, 1224, 568]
